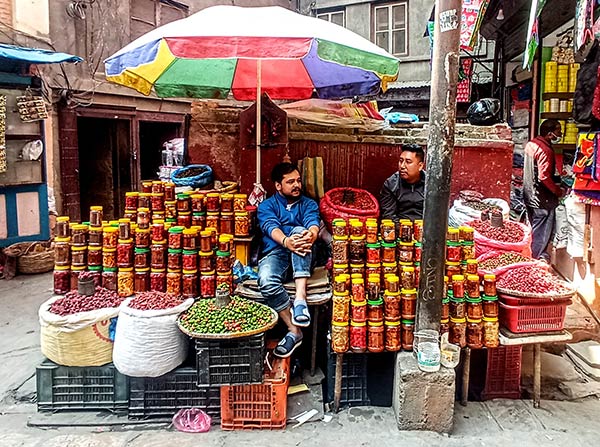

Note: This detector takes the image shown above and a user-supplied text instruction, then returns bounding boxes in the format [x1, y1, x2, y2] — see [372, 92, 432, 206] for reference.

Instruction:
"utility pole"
[417, 0, 462, 332]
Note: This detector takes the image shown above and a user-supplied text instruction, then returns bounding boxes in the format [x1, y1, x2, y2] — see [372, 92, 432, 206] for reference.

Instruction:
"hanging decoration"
[0, 95, 6, 174]
[460, 0, 491, 51]
[523, 0, 547, 70]
[16, 94, 48, 122]
[574, 0, 595, 52]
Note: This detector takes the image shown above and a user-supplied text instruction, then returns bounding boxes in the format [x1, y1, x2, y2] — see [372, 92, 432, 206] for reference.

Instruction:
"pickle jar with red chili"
[134, 268, 150, 293]
[166, 269, 182, 296]
[200, 270, 216, 298]
[205, 193, 220, 212]
[216, 252, 231, 273]
[380, 219, 395, 242]
[365, 220, 378, 244]
[182, 228, 198, 251]
[483, 274, 497, 297]
[350, 321, 367, 353]
[134, 247, 150, 269]
[117, 239, 134, 268]
[366, 243, 381, 264]
[191, 194, 205, 213]
[150, 269, 166, 292]
[125, 192, 139, 210]
[176, 194, 191, 213]
[182, 269, 199, 298]
[167, 249, 182, 271]
[399, 220, 413, 243]
[351, 299, 367, 323]
[385, 321, 401, 352]
[135, 228, 151, 248]
[102, 268, 118, 291]
[367, 321, 385, 353]
[219, 212, 234, 235]
[182, 250, 198, 271]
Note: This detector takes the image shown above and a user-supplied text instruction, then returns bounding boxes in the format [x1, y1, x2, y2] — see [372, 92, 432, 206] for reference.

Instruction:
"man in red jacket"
[523, 119, 564, 261]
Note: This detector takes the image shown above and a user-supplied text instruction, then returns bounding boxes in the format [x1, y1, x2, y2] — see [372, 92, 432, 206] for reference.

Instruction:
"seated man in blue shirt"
[257, 162, 320, 358]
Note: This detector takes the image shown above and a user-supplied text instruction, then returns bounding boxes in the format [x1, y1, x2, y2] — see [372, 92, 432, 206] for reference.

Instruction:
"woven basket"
[198, 180, 239, 195]
[6, 241, 54, 274]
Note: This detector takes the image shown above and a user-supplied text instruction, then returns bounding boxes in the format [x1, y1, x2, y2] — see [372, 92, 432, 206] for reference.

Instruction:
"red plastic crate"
[499, 301, 569, 333]
[499, 293, 572, 306]
[220, 354, 290, 430]
[482, 346, 522, 400]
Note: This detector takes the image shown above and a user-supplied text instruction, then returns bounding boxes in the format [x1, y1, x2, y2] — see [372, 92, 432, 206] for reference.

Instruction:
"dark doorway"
[77, 117, 132, 221]
[139, 121, 181, 182]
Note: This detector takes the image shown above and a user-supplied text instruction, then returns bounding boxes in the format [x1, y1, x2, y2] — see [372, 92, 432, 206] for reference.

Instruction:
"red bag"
[467, 220, 532, 258]
[476, 250, 547, 278]
[320, 187, 379, 231]
[172, 408, 212, 433]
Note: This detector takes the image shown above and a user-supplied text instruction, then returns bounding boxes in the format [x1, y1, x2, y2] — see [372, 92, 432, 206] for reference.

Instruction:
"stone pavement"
[1, 273, 600, 447]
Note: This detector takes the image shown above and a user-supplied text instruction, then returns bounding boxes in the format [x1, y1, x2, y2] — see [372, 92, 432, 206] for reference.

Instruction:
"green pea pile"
[179, 296, 274, 335]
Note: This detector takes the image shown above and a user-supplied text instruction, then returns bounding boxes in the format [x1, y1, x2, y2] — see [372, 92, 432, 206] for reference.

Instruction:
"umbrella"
[104, 5, 399, 190]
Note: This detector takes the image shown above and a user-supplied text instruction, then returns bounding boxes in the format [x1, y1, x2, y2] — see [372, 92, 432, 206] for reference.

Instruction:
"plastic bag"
[172, 408, 212, 433]
[39, 295, 121, 333]
[448, 198, 510, 228]
[21, 140, 43, 161]
[112, 297, 194, 377]
[476, 250, 547, 277]
[468, 219, 532, 257]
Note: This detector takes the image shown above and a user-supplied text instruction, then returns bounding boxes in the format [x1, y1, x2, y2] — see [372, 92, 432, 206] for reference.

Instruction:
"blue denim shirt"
[258, 192, 320, 255]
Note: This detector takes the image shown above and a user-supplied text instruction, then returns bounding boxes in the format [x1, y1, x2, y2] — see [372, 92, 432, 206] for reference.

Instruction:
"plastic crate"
[36, 359, 129, 413]
[129, 367, 221, 420]
[482, 346, 522, 400]
[499, 301, 570, 333]
[220, 355, 290, 430]
[326, 350, 370, 407]
[499, 293, 572, 306]
[195, 334, 265, 387]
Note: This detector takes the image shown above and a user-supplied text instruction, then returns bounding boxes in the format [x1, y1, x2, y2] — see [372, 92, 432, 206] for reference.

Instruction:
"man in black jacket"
[379, 144, 426, 224]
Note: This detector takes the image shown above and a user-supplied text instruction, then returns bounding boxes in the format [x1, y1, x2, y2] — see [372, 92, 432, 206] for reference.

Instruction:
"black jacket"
[379, 171, 425, 223]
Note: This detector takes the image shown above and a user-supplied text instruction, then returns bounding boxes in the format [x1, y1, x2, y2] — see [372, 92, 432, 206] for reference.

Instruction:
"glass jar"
[414, 242, 422, 262]
[367, 298, 384, 323]
[177, 212, 192, 229]
[351, 278, 365, 302]
[165, 201, 177, 220]
[483, 295, 499, 318]
[349, 263, 365, 277]
[365, 263, 381, 278]
[381, 242, 396, 263]
[150, 268, 166, 292]
[466, 318, 483, 349]
[151, 180, 164, 194]
[367, 321, 385, 353]
[205, 193, 220, 212]
[54, 238, 71, 266]
[452, 274, 465, 298]
[401, 288, 417, 320]
[450, 296, 465, 319]
[151, 223, 165, 242]
[87, 246, 102, 267]
[134, 268, 150, 293]
[234, 212, 250, 236]
[381, 219, 395, 242]
[69, 266, 84, 291]
[123, 210, 137, 222]
[182, 250, 197, 271]
[349, 220, 364, 238]
[219, 212, 234, 235]
[206, 212, 219, 231]
[216, 272, 233, 293]
[400, 266, 415, 290]
[349, 321, 367, 353]
[461, 242, 475, 260]
[440, 318, 450, 336]
[53, 266, 70, 295]
[150, 242, 166, 269]
[182, 270, 199, 298]
[199, 231, 212, 252]
[101, 268, 117, 291]
[365, 221, 378, 244]
[216, 252, 231, 273]
[445, 261, 461, 279]
[191, 194, 205, 213]
[166, 269, 182, 296]
[332, 291, 350, 323]
[332, 321, 350, 353]
[218, 193, 232, 213]
[332, 263, 348, 279]
[459, 226, 474, 242]
[151, 193, 165, 212]
[446, 242, 461, 262]
[217, 235, 231, 253]
[447, 227, 460, 243]
[349, 236, 365, 263]
[399, 220, 413, 243]
[332, 237, 349, 264]
[134, 227, 150, 248]
[199, 251, 214, 272]
[383, 290, 401, 322]
[118, 268, 134, 297]
[233, 194, 247, 212]
[414, 262, 421, 286]
[382, 262, 398, 278]
[137, 208, 151, 229]
[483, 274, 497, 296]
[351, 299, 367, 323]
[333, 276, 347, 294]
[482, 317, 499, 348]
[465, 274, 479, 298]
[385, 275, 400, 293]
[117, 219, 130, 240]
[466, 298, 483, 320]
[191, 213, 205, 228]
[366, 243, 381, 264]
[366, 277, 380, 301]
[56, 216, 70, 238]
[385, 321, 401, 352]
[449, 317, 467, 347]
[200, 270, 216, 298]
[134, 247, 150, 269]
[117, 239, 134, 268]
[413, 220, 423, 242]
[181, 228, 197, 251]
[176, 193, 191, 213]
[331, 219, 347, 238]
[89, 206, 103, 228]
[70, 224, 87, 246]
[71, 246, 87, 267]
[401, 319, 415, 351]
[466, 259, 478, 275]
[101, 247, 116, 269]
[168, 249, 182, 271]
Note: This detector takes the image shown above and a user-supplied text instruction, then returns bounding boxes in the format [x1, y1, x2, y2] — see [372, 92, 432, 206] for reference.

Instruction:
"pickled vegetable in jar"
[332, 262, 348, 279]
[461, 242, 475, 260]
[102, 248, 117, 269]
[134, 268, 150, 293]
[331, 219, 347, 238]
[400, 266, 415, 290]
[200, 270, 216, 298]
[102, 268, 118, 291]
[466, 297, 483, 320]
[366, 243, 381, 264]
[206, 212, 219, 231]
[383, 290, 401, 322]
[87, 246, 102, 267]
[442, 298, 450, 320]
[350, 263, 365, 277]
[233, 194, 247, 212]
[205, 193, 220, 212]
[234, 212, 250, 236]
[397, 241, 414, 263]
[440, 318, 450, 336]
[150, 268, 166, 292]
[191, 213, 205, 228]
[177, 212, 192, 228]
[182, 250, 197, 271]
[351, 278, 365, 302]
[483, 274, 497, 296]
[218, 234, 232, 253]
[482, 295, 499, 318]
[182, 270, 199, 298]
[150, 242, 166, 270]
[465, 274, 479, 298]
[151, 222, 165, 242]
[367, 298, 384, 323]
[165, 201, 177, 220]
[381, 242, 396, 263]
[414, 242, 422, 262]
[399, 220, 413, 243]
[181, 228, 197, 251]
[332, 321, 350, 353]
[445, 261, 461, 279]
[166, 269, 182, 296]
[482, 316, 499, 348]
[199, 251, 214, 272]
[89, 206, 103, 228]
[71, 246, 87, 267]
[332, 237, 349, 264]
[446, 242, 461, 262]
[151, 193, 165, 212]
[191, 194, 205, 213]
[367, 321, 384, 353]
[452, 274, 465, 298]
[385, 321, 401, 352]
[365, 263, 381, 278]
[135, 228, 151, 248]
[118, 268, 134, 297]
[365, 220, 378, 244]
[349, 220, 364, 237]
[350, 321, 367, 353]
[332, 291, 350, 323]
[134, 247, 150, 269]
[137, 208, 151, 229]
[217, 193, 232, 213]
[447, 227, 460, 243]
[53, 266, 70, 295]
[413, 220, 423, 242]
[367, 276, 380, 301]
[465, 259, 478, 275]
[199, 231, 212, 252]
[176, 194, 191, 213]
[216, 271, 233, 292]
[168, 249, 182, 270]
[385, 275, 400, 293]
[151, 181, 164, 194]
[54, 237, 71, 266]
[333, 276, 347, 294]
[349, 236, 365, 262]
[449, 317, 466, 347]
[466, 318, 483, 349]
[450, 296, 465, 319]
[401, 288, 417, 319]
[117, 239, 134, 268]
[71, 224, 88, 246]
[351, 299, 367, 323]
[382, 262, 398, 278]
[414, 262, 421, 286]
[381, 219, 395, 242]
[459, 226, 474, 242]
[219, 212, 234, 235]
[216, 251, 231, 273]
[56, 216, 70, 238]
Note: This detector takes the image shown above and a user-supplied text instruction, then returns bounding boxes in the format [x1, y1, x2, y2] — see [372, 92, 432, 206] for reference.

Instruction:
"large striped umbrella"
[104, 5, 399, 184]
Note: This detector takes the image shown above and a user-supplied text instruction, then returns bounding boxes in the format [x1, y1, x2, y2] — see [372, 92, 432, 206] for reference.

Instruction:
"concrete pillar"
[392, 352, 455, 433]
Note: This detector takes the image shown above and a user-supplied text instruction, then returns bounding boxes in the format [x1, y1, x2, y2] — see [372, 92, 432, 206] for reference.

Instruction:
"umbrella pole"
[256, 59, 262, 184]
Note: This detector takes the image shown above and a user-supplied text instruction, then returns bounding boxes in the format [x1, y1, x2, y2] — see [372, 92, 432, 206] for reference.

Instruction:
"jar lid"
[164, 201, 176, 206]
[134, 247, 150, 253]
[55, 236, 71, 242]
[381, 242, 396, 248]
[366, 263, 381, 268]
[466, 317, 482, 323]
[482, 316, 499, 322]
[221, 212, 234, 216]
[451, 274, 464, 281]
[57, 216, 70, 222]
[367, 273, 381, 279]
[442, 298, 450, 304]
[191, 194, 204, 199]
[104, 267, 118, 272]
[183, 228, 198, 235]
[399, 262, 412, 266]
[119, 267, 133, 272]
[137, 207, 150, 212]
[447, 290, 454, 297]
[368, 321, 383, 327]
[350, 235, 366, 240]
[466, 297, 482, 303]
[168, 248, 183, 254]
[414, 242, 422, 247]
[136, 228, 151, 233]
[152, 239, 167, 245]
[484, 274, 496, 280]
[90, 205, 103, 211]
[71, 246, 87, 251]
[103, 226, 118, 233]
[366, 243, 381, 248]
[333, 290, 350, 296]
[441, 318, 449, 323]
[402, 266, 415, 272]
[350, 273, 362, 279]
[71, 265, 86, 271]
[177, 193, 189, 199]
[150, 268, 166, 273]
[399, 241, 414, 246]
[126, 192, 139, 197]
[351, 278, 364, 284]
[450, 317, 466, 323]
[183, 249, 198, 255]
[235, 211, 249, 216]
[201, 270, 216, 275]
[234, 193, 247, 199]
[88, 245, 102, 251]
[350, 320, 366, 327]
[221, 193, 233, 199]
[447, 228, 459, 234]
[54, 265, 70, 271]
[350, 221, 363, 227]
[333, 263, 349, 268]
[333, 219, 347, 226]
[178, 211, 192, 216]
[401, 288, 417, 294]
[183, 269, 198, 274]
[207, 193, 220, 198]
[72, 224, 88, 231]
[445, 261, 460, 266]
[135, 267, 150, 272]
[167, 268, 182, 273]
[459, 226, 474, 233]
[444, 275, 449, 282]
[467, 275, 479, 281]
[332, 321, 349, 327]
[446, 241, 460, 246]
[450, 296, 465, 302]
[482, 295, 498, 301]
[102, 247, 117, 252]
[367, 298, 383, 305]
[386, 275, 399, 282]
[385, 320, 400, 326]
[193, 212, 207, 217]
[207, 212, 220, 216]
[384, 290, 400, 296]
[351, 299, 366, 306]
[168, 226, 184, 233]
[400, 319, 415, 325]
[366, 221, 378, 227]
[118, 238, 133, 244]
[217, 270, 232, 275]
[462, 241, 474, 246]
[466, 259, 478, 264]
[382, 262, 397, 267]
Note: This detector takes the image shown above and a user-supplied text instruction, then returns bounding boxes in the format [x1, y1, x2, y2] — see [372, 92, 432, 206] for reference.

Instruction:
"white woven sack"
[113, 297, 194, 377]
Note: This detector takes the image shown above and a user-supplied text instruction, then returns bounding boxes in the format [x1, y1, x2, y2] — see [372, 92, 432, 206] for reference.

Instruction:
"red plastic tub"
[499, 301, 570, 333]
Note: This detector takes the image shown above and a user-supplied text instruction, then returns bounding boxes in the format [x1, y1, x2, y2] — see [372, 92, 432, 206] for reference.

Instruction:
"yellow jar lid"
[350, 320, 366, 326]
[366, 263, 381, 268]
[71, 265, 86, 271]
[482, 316, 498, 322]
[235, 211, 249, 216]
[333, 220, 347, 226]
[382, 262, 397, 267]
[72, 224, 88, 231]
[136, 228, 150, 233]
[365, 221, 377, 227]
[102, 247, 117, 252]
[151, 192, 164, 197]
[332, 321, 349, 327]
[450, 317, 466, 323]
[399, 241, 414, 246]
[351, 277, 364, 284]
[55, 236, 70, 242]
[368, 321, 383, 327]
[119, 267, 133, 272]
[414, 219, 423, 224]
[151, 268, 166, 273]
[56, 216, 70, 222]
[466, 259, 478, 264]
[385, 320, 400, 326]
[126, 192, 139, 197]
[207, 193, 220, 198]
[466, 317, 482, 323]
[152, 239, 167, 245]
[446, 261, 460, 266]
[183, 228, 197, 235]
[441, 318, 449, 323]
[221, 193, 233, 199]
[333, 290, 349, 296]
[137, 207, 150, 212]
[447, 228, 459, 234]
[234, 193, 247, 199]
[401, 288, 417, 294]
[221, 212, 234, 216]
[88, 246, 102, 251]
[351, 300, 366, 306]
[71, 246, 87, 251]
[350, 263, 364, 267]
[118, 238, 133, 244]
[385, 290, 400, 296]
[199, 251, 214, 256]
[139, 192, 152, 197]
[333, 235, 348, 240]
[178, 211, 191, 216]
[467, 275, 479, 281]
[167, 269, 182, 274]
[333, 263, 349, 268]
[183, 269, 198, 274]
[484, 274, 496, 280]
[451, 275, 464, 281]
[207, 212, 219, 216]
[54, 265, 70, 271]
[350, 221, 363, 227]
[201, 270, 216, 275]
[402, 266, 415, 272]
[90, 206, 103, 211]
[350, 273, 362, 279]
[135, 267, 150, 272]
[350, 235, 366, 240]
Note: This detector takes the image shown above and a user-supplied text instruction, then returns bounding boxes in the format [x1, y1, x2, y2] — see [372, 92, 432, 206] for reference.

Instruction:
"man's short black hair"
[539, 119, 560, 137]
[271, 162, 299, 183]
[401, 144, 425, 163]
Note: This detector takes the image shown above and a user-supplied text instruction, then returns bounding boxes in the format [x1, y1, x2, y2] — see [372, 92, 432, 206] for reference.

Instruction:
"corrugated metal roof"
[387, 80, 431, 90]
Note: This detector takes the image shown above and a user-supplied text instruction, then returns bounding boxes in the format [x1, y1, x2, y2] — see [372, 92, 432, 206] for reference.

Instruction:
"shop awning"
[0, 44, 82, 65]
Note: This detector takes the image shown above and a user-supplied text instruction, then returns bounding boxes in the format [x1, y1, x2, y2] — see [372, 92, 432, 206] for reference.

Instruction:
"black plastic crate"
[129, 367, 221, 420]
[195, 334, 265, 387]
[36, 359, 129, 413]
[326, 351, 370, 407]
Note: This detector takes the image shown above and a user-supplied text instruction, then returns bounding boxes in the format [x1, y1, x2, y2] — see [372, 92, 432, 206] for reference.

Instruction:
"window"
[317, 11, 345, 27]
[131, 0, 189, 40]
[373, 2, 407, 56]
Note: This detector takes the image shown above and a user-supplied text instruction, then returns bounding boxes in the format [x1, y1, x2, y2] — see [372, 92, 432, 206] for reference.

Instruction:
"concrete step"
[566, 340, 600, 368]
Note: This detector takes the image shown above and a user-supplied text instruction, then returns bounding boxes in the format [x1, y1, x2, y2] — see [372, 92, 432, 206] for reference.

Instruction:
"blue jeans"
[526, 207, 555, 260]
[258, 226, 313, 313]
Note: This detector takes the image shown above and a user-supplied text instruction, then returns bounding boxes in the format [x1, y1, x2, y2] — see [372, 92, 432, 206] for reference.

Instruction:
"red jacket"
[523, 136, 561, 209]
